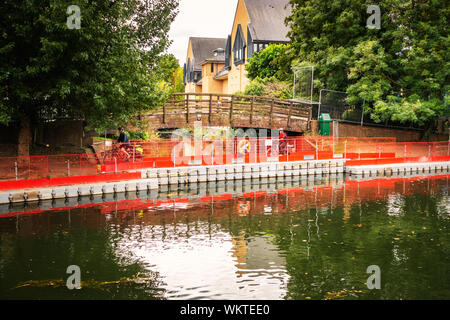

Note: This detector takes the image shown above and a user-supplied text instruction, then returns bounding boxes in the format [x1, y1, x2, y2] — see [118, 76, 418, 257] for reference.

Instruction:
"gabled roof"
[189, 37, 227, 71]
[244, 0, 291, 42]
[214, 67, 229, 80]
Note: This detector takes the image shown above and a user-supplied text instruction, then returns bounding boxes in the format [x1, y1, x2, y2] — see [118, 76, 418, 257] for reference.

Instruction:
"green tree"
[172, 67, 185, 93]
[287, 0, 449, 130]
[157, 54, 184, 94]
[246, 44, 292, 81]
[0, 0, 179, 156]
[158, 54, 179, 84]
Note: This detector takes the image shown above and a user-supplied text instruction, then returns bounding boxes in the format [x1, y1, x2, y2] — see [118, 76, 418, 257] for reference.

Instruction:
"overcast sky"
[167, 0, 238, 66]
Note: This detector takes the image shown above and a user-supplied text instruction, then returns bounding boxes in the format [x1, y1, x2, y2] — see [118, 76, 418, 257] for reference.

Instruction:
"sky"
[167, 0, 238, 66]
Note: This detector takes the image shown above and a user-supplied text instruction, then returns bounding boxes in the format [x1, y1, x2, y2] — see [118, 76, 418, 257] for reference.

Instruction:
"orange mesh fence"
[0, 138, 448, 182]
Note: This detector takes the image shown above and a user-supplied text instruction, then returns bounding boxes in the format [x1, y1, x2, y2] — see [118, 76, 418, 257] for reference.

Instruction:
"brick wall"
[0, 120, 98, 156]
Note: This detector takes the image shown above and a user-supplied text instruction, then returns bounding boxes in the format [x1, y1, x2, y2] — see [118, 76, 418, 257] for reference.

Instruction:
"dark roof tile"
[189, 37, 227, 70]
[244, 0, 291, 42]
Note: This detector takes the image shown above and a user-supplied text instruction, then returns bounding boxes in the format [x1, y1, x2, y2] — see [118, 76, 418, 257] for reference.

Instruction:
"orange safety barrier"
[0, 138, 448, 183]
[0, 172, 142, 191]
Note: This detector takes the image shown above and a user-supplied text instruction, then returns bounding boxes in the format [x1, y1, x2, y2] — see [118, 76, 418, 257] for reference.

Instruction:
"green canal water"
[0, 176, 449, 300]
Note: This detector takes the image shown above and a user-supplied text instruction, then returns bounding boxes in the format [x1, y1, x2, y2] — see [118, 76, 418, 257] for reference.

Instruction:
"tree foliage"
[158, 54, 179, 84]
[0, 0, 179, 137]
[243, 77, 292, 99]
[156, 54, 184, 94]
[246, 44, 292, 81]
[286, 0, 449, 127]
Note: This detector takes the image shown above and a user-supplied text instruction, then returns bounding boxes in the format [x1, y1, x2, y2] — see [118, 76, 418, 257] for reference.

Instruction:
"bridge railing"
[145, 93, 313, 132]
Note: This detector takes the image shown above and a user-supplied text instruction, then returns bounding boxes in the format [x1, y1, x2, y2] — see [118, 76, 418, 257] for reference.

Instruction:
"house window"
[186, 58, 191, 82]
[247, 26, 253, 59]
[211, 63, 214, 73]
[225, 35, 231, 69]
[233, 24, 245, 66]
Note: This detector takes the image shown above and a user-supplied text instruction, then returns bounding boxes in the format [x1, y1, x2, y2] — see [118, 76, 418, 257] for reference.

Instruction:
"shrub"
[244, 78, 266, 96]
[128, 130, 149, 141]
[243, 77, 292, 99]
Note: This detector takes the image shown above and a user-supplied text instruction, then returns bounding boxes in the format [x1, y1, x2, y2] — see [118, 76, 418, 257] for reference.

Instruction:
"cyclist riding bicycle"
[117, 127, 131, 161]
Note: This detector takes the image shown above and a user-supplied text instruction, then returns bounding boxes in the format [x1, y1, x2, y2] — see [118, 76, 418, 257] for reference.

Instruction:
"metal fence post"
[211, 141, 214, 165]
[361, 102, 365, 126]
[15, 161, 18, 181]
[344, 141, 347, 159]
[318, 89, 322, 118]
[311, 66, 314, 105]
[293, 73, 296, 99]
[287, 140, 289, 162]
[316, 139, 318, 160]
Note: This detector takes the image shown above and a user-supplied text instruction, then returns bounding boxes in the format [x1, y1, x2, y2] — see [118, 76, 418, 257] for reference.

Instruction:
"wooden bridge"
[143, 93, 313, 132]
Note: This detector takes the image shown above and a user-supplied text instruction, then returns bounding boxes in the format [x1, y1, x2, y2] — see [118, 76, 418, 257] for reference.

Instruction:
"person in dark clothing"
[279, 128, 287, 155]
[118, 127, 130, 143]
[117, 127, 131, 160]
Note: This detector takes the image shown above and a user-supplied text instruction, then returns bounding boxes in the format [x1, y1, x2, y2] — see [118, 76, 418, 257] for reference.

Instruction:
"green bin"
[318, 113, 331, 136]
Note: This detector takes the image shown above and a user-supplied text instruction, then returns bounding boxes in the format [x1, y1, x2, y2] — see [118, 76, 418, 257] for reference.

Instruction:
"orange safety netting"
[0, 137, 448, 182]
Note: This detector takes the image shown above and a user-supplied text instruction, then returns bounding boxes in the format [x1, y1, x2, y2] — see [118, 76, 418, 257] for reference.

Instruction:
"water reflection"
[0, 174, 448, 299]
[111, 223, 289, 299]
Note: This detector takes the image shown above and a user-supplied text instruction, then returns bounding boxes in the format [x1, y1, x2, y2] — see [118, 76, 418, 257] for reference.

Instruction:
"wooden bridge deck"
[143, 93, 312, 132]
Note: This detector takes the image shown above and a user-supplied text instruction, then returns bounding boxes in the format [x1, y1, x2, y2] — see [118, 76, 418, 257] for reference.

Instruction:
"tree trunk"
[420, 121, 434, 141]
[17, 116, 31, 158]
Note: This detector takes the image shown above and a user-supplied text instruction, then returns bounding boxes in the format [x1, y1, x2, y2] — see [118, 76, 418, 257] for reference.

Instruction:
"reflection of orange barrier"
[237, 200, 250, 216]
[2, 174, 448, 220]
[346, 155, 450, 167]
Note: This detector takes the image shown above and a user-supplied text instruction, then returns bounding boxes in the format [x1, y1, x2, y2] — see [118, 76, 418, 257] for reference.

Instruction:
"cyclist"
[117, 127, 131, 161]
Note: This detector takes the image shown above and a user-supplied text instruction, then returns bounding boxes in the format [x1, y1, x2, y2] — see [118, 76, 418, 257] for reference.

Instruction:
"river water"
[0, 175, 449, 300]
